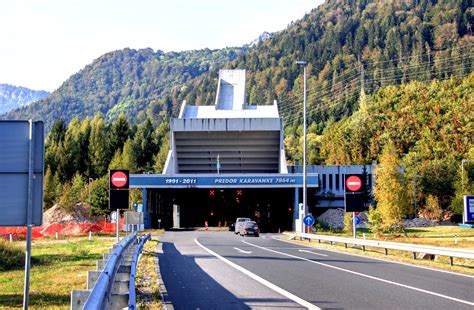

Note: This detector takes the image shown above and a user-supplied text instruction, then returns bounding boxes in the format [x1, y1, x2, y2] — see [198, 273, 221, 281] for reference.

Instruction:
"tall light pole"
[462, 159, 471, 193]
[296, 60, 307, 231]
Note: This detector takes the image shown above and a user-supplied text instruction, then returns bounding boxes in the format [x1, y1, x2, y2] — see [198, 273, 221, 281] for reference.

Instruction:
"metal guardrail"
[286, 232, 474, 266]
[84, 232, 138, 309]
[128, 234, 151, 309]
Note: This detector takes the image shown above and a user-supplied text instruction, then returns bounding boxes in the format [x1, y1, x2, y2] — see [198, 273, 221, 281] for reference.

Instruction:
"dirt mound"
[43, 203, 94, 225]
[317, 208, 345, 228]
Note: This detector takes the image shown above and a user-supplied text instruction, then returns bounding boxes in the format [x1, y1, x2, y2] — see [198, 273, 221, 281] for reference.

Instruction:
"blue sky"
[0, 0, 322, 92]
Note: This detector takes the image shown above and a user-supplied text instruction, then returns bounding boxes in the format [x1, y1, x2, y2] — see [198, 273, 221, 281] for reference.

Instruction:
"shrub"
[0, 240, 24, 271]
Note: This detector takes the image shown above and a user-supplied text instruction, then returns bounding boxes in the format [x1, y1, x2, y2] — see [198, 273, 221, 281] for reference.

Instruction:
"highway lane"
[157, 231, 303, 309]
[159, 231, 474, 309]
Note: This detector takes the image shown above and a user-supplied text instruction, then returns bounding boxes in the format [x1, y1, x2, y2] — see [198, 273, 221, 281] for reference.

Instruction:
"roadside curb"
[154, 235, 174, 310]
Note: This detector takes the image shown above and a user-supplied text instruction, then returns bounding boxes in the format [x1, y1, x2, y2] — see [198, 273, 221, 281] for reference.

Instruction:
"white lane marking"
[273, 236, 474, 279]
[242, 240, 474, 307]
[298, 249, 328, 257]
[194, 239, 320, 310]
[234, 247, 252, 254]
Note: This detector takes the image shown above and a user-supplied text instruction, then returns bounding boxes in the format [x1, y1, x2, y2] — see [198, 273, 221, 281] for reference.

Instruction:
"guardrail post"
[385, 248, 388, 256]
[450, 257, 454, 266]
[413, 252, 416, 260]
[71, 232, 138, 310]
[362, 245, 366, 252]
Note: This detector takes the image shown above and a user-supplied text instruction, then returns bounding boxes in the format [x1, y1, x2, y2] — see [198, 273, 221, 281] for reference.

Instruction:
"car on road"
[239, 221, 260, 237]
[234, 217, 251, 234]
[229, 222, 235, 231]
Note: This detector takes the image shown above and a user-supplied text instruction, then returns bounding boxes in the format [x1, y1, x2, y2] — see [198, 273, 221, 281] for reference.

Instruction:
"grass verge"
[286, 226, 474, 275]
[0, 235, 115, 309]
[136, 236, 161, 309]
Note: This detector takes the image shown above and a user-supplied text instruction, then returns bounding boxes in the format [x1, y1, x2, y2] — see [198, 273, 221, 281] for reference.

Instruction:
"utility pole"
[296, 60, 307, 230]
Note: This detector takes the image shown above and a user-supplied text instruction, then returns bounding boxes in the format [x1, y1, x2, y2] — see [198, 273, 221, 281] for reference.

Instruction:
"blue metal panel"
[464, 196, 474, 223]
[130, 174, 318, 189]
[293, 187, 299, 230]
[142, 188, 148, 228]
[0, 121, 44, 226]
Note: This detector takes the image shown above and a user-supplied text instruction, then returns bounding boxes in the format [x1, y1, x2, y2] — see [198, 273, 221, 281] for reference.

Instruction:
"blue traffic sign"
[355, 216, 361, 225]
[303, 215, 315, 227]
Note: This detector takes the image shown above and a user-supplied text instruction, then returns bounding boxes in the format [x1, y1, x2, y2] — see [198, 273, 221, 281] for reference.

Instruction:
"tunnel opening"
[147, 188, 296, 232]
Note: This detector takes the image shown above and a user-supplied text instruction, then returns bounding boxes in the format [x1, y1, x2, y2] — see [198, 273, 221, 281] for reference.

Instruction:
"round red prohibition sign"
[346, 175, 362, 191]
[111, 171, 128, 188]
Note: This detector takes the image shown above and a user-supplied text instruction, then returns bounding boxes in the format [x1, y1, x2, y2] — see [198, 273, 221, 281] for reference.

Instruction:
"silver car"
[234, 217, 251, 234]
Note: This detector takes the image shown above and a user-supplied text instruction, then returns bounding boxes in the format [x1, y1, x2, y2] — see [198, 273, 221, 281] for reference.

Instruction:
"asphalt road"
[158, 231, 474, 309]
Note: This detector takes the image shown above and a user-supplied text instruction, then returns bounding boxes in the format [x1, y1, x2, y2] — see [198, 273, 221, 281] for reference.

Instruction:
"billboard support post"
[23, 120, 35, 310]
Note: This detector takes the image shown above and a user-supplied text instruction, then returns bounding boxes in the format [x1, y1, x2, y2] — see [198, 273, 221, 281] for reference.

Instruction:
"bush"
[0, 240, 24, 271]
[420, 194, 443, 222]
[368, 205, 383, 234]
[343, 212, 353, 233]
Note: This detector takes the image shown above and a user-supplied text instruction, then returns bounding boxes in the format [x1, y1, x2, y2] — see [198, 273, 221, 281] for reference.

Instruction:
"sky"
[0, 0, 323, 92]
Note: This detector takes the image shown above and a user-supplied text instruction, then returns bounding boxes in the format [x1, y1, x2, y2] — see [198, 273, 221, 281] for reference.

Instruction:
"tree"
[153, 136, 170, 173]
[43, 167, 58, 209]
[88, 113, 111, 178]
[59, 182, 74, 211]
[89, 176, 109, 215]
[372, 141, 409, 233]
[110, 113, 130, 154]
[122, 138, 137, 172]
[70, 173, 85, 205]
[133, 118, 157, 172]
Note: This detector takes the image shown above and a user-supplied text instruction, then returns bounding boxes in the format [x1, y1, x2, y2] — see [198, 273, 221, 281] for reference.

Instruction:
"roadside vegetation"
[0, 235, 114, 309]
[136, 235, 162, 309]
[290, 225, 474, 275]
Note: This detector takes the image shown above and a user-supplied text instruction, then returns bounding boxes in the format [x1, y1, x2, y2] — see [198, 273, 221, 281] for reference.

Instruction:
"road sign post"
[344, 174, 367, 239]
[303, 214, 315, 234]
[0, 120, 44, 310]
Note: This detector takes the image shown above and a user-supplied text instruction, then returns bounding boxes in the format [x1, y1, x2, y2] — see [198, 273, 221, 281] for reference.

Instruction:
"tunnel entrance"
[147, 188, 296, 232]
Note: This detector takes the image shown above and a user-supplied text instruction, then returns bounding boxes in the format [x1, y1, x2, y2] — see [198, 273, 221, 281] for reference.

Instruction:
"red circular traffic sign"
[111, 171, 128, 188]
[346, 175, 362, 191]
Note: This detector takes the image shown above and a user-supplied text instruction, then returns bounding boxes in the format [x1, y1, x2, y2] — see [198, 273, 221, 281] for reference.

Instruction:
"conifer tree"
[89, 113, 111, 178]
[43, 167, 57, 209]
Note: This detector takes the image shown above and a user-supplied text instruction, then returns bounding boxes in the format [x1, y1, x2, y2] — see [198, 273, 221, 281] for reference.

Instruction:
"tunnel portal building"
[130, 69, 371, 230]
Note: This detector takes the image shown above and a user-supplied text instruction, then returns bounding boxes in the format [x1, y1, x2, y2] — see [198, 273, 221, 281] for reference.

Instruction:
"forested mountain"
[4, 0, 474, 218]
[0, 84, 49, 114]
[4, 0, 473, 132]
[3, 47, 247, 129]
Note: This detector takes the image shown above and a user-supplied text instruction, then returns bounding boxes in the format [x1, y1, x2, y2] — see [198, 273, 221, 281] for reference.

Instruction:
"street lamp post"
[462, 159, 471, 193]
[296, 60, 307, 232]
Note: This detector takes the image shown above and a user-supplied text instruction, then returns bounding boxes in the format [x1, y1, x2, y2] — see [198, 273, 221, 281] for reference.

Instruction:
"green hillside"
[3, 47, 247, 130]
[3, 0, 473, 132]
[3, 0, 474, 218]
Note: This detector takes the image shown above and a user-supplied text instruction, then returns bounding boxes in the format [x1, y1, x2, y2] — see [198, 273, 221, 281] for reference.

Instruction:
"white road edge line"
[194, 238, 320, 310]
[298, 249, 328, 257]
[242, 240, 474, 307]
[273, 236, 474, 279]
[233, 247, 252, 254]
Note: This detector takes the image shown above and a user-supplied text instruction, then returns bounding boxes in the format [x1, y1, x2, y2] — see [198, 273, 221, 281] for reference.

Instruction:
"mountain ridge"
[0, 84, 49, 114]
